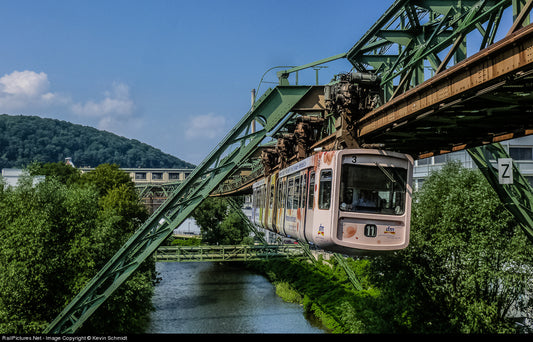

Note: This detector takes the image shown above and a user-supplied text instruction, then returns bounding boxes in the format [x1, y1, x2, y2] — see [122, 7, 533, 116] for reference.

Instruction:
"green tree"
[370, 162, 533, 333]
[219, 210, 252, 245]
[0, 178, 100, 332]
[80, 163, 133, 196]
[192, 197, 251, 245]
[28, 161, 80, 185]
[0, 164, 154, 334]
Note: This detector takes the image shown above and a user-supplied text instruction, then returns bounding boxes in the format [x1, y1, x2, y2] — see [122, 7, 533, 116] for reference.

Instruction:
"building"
[1, 168, 44, 188]
[79, 167, 192, 185]
[413, 135, 533, 190]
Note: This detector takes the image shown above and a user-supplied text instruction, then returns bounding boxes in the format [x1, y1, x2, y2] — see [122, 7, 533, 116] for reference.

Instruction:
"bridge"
[154, 244, 306, 263]
[45, 0, 533, 333]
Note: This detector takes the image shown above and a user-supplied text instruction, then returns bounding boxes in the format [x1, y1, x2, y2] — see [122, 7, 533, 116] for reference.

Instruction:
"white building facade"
[413, 135, 533, 190]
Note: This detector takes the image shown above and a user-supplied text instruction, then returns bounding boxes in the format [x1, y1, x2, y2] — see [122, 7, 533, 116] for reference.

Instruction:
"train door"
[252, 180, 262, 226]
[304, 171, 315, 242]
[263, 176, 271, 228]
[296, 170, 308, 242]
[266, 173, 277, 230]
[277, 176, 287, 236]
[259, 183, 267, 229]
[284, 175, 297, 237]
[309, 154, 336, 246]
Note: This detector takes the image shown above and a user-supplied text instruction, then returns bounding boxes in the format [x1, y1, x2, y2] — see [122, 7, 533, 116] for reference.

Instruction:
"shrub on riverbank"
[248, 257, 379, 333]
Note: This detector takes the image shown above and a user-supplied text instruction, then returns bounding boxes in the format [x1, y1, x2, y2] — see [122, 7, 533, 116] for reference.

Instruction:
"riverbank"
[245, 256, 379, 334]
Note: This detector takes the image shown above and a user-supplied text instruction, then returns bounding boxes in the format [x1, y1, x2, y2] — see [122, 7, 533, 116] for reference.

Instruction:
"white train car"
[252, 149, 413, 254]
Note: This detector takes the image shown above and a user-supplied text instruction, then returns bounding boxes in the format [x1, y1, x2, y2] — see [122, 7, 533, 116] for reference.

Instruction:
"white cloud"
[71, 82, 134, 118]
[0, 70, 64, 111]
[185, 112, 227, 140]
[0, 70, 135, 128]
[0, 70, 49, 96]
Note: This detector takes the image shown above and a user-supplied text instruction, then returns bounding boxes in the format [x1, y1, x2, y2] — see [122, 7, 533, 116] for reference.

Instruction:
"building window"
[169, 173, 180, 180]
[510, 147, 533, 161]
[433, 154, 447, 164]
[135, 172, 146, 180]
[417, 158, 430, 166]
[152, 172, 163, 180]
[415, 178, 425, 191]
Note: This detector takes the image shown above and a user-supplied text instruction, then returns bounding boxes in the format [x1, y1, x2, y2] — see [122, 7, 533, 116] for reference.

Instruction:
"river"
[147, 262, 327, 333]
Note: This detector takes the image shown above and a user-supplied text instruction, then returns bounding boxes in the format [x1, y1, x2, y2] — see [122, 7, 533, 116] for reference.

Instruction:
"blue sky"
[0, 1, 393, 165]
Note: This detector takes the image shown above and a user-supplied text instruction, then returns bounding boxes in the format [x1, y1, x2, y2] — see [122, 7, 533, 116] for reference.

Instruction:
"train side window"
[253, 188, 257, 208]
[260, 186, 265, 209]
[270, 182, 275, 209]
[281, 178, 287, 209]
[293, 176, 300, 209]
[319, 169, 332, 210]
[301, 174, 307, 209]
[287, 178, 294, 210]
[308, 172, 315, 209]
[278, 178, 283, 209]
[275, 178, 280, 209]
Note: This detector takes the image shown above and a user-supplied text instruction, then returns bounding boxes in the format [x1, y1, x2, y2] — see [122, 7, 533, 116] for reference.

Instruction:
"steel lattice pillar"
[468, 143, 533, 242]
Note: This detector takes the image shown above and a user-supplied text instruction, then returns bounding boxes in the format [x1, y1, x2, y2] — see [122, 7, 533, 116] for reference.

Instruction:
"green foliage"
[274, 281, 303, 304]
[28, 161, 81, 185]
[370, 162, 533, 333]
[0, 114, 194, 169]
[81, 163, 134, 197]
[169, 237, 202, 246]
[192, 197, 251, 245]
[0, 163, 154, 334]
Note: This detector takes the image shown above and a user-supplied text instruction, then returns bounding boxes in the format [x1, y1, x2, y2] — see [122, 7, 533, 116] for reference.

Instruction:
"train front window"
[339, 164, 407, 215]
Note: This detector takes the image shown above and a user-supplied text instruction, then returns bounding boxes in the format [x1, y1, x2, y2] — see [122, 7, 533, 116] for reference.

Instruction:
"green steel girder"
[154, 244, 306, 262]
[333, 253, 363, 291]
[468, 143, 533, 242]
[275, 1, 532, 104]
[346, 0, 531, 102]
[44, 85, 313, 334]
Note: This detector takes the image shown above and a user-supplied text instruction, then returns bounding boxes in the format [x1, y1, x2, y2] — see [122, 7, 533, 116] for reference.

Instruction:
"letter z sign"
[498, 158, 513, 185]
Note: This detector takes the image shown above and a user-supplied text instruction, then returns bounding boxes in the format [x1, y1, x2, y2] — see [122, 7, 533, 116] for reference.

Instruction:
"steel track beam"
[346, 0, 527, 102]
[44, 85, 313, 334]
[355, 22, 533, 158]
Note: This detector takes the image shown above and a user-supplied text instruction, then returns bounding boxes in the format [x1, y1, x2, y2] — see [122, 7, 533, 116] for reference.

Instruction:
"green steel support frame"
[44, 85, 313, 334]
[333, 254, 363, 291]
[346, 0, 530, 102]
[277, 1, 533, 103]
[468, 143, 533, 241]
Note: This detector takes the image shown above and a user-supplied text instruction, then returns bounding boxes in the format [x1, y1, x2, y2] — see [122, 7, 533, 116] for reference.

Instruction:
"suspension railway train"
[251, 149, 413, 254]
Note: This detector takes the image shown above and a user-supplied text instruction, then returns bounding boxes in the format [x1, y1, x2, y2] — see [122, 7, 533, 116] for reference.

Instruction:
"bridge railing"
[154, 244, 306, 262]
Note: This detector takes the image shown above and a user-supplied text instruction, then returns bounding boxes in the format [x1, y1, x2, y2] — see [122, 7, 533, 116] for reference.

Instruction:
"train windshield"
[339, 164, 407, 215]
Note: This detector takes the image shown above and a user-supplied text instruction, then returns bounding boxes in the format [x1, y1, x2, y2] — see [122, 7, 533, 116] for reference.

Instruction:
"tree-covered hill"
[0, 114, 195, 169]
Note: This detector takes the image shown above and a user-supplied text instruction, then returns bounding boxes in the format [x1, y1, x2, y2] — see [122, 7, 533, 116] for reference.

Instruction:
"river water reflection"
[147, 262, 326, 333]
